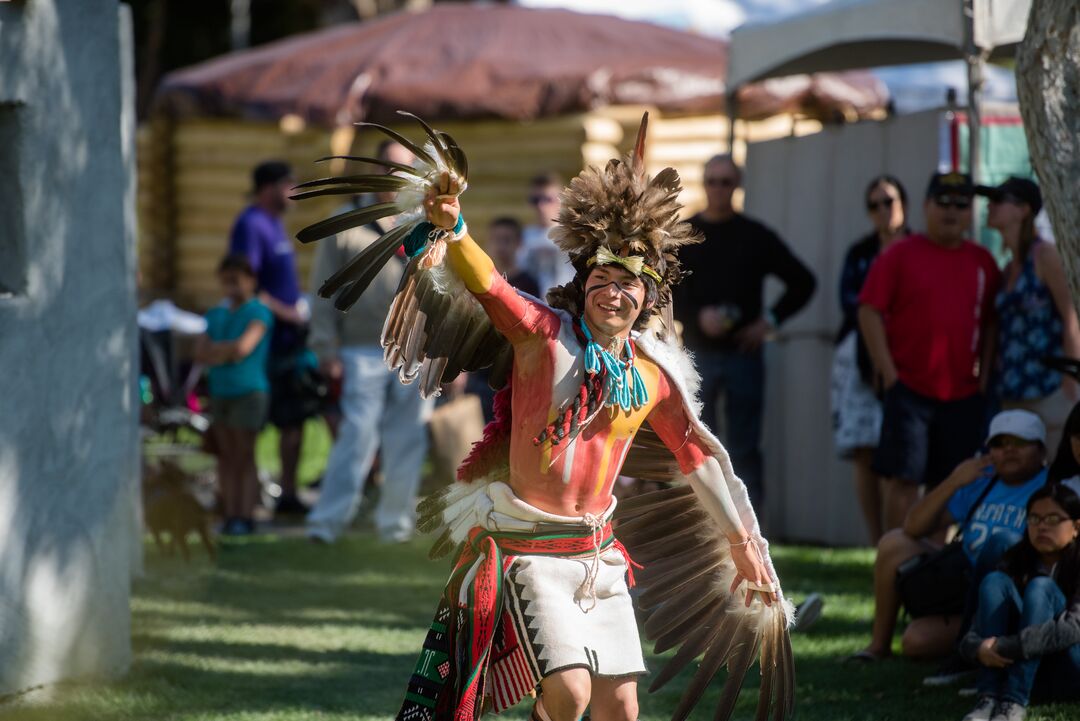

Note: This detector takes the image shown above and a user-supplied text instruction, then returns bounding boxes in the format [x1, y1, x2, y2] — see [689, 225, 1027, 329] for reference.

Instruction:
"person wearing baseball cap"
[980, 175, 1079, 453]
[986, 409, 1047, 448]
[228, 159, 315, 518]
[853, 409, 1048, 664]
[858, 170, 1002, 534]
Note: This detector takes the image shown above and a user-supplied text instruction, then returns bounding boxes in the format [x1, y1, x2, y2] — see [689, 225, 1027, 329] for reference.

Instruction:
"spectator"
[305, 141, 433, 545]
[1048, 403, 1080, 491]
[673, 154, 816, 509]
[487, 216, 540, 298]
[466, 217, 541, 421]
[228, 160, 312, 515]
[981, 177, 1080, 452]
[859, 172, 1003, 531]
[195, 255, 273, 536]
[832, 175, 910, 544]
[958, 483, 1080, 721]
[520, 171, 573, 297]
[852, 410, 1048, 662]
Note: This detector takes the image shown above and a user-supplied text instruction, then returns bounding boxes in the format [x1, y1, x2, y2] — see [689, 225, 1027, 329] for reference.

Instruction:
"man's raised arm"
[425, 172, 557, 343]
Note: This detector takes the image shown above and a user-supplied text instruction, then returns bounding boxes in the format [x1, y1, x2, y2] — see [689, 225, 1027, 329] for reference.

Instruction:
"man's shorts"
[267, 349, 327, 428]
[211, 391, 268, 431]
[872, 381, 986, 488]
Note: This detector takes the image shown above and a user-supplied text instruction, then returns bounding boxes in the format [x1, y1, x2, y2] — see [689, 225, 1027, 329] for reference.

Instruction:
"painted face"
[583, 264, 649, 338]
[1026, 497, 1080, 556]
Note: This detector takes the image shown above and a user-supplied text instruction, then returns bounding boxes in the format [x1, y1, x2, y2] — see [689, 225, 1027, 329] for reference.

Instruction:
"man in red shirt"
[858, 171, 1001, 532]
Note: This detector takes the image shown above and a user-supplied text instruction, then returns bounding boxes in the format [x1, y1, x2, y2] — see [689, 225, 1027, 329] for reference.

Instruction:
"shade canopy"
[728, 0, 1031, 89]
[155, 4, 887, 126]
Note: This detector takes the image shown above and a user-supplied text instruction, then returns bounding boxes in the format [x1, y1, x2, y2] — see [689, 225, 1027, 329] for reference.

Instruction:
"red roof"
[156, 4, 887, 125]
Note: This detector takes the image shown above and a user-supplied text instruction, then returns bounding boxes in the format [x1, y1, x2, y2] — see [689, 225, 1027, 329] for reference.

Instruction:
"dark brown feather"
[648, 605, 732, 692]
[291, 174, 413, 192]
[319, 222, 415, 298]
[708, 630, 762, 721]
[314, 154, 423, 177]
[355, 120, 439, 168]
[296, 202, 401, 244]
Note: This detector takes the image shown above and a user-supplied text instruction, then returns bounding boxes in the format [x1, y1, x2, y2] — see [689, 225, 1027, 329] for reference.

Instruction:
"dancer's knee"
[540, 668, 591, 721]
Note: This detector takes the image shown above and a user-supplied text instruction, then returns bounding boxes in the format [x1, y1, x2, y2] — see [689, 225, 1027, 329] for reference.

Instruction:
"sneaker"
[990, 701, 1026, 721]
[961, 696, 997, 721]
[307, 529, 333, 545]
[221, 517, 251, 537]
[923, 653, 976, 686]
[274, 493, 310, 515]
[792, 593, 824, 632]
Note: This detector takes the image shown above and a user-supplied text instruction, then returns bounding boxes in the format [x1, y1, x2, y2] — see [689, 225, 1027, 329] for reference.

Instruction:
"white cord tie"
[575, 513, 605, 614]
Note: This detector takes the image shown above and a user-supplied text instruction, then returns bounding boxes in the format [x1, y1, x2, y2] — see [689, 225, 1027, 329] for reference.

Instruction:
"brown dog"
[142, 458, 216, 561]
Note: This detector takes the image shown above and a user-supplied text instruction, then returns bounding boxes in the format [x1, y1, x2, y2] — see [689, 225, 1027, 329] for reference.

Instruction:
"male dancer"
[294, 113, 793, 721]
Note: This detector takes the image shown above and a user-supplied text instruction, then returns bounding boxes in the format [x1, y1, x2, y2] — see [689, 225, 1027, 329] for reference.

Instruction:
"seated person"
[958, 483, 1080, 721]
[854, 410, 1049, 661]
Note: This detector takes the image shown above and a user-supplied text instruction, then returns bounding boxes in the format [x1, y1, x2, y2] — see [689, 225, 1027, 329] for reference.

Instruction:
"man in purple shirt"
[229, 160, 310, 514]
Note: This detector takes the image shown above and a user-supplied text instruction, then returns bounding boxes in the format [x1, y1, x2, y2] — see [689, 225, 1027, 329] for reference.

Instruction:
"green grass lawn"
[3, 534, 1078, 721]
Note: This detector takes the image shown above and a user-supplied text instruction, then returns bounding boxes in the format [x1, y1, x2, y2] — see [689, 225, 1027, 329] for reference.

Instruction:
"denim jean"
[697, 349, 764, 510]
[959, 531, 1023, 636]
[306, 346, 433, 542]
[974, 571, 1080, 705]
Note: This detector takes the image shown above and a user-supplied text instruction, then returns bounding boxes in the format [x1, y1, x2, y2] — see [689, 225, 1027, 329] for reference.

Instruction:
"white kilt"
[476, 484, 647, 711]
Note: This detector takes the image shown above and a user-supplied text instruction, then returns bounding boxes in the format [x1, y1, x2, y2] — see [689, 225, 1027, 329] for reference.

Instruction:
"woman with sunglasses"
[832, 175, 909, 544]
[983, 177, 1080, 452]
[958, 483, 1080, 721]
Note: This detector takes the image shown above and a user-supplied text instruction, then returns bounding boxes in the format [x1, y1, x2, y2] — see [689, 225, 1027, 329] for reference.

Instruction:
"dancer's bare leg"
[538, 668, 591, 721]
[590, 676, 638, 721]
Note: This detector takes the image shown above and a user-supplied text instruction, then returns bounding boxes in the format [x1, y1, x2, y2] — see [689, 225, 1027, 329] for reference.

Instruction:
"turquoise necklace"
[579, 318, 648, 412]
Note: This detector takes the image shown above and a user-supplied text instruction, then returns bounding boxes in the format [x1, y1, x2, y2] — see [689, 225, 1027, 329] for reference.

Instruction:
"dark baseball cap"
[975, 176, 1042, 215]
[925, 171, 974, 198]
[253, 160, 293, 190]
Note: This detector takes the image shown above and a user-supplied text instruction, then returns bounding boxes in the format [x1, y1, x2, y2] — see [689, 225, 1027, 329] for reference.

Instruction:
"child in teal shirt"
[196, 255, 273, 536]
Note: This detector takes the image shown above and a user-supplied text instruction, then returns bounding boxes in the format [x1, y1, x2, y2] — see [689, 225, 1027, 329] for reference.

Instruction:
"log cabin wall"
[137, 107, 817, 311]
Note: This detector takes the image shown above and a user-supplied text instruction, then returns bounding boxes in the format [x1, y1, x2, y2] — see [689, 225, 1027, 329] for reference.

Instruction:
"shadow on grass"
[6, 535, 1078, 721]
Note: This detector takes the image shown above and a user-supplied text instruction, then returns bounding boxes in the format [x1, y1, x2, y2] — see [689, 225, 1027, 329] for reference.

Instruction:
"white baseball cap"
[985, 409, 1046, 445]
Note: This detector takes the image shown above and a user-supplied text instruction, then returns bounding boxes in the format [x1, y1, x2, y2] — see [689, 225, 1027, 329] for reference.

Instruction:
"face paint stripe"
[585, 280, 640, 310]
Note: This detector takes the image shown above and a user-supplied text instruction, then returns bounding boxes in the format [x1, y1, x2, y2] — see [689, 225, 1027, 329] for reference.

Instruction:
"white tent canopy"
[726, 0, 1030, 188]
[728, 0, 1030, 88]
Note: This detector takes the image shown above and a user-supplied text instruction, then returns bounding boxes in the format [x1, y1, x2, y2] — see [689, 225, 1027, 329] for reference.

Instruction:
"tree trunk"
[1016, 2, 1080, 307]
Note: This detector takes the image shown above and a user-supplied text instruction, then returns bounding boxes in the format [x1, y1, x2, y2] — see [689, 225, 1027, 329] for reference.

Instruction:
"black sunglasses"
[704, 177, 736, 188]
[529, 194, 558, 206]
[988, 193, 1024, 206]
[867, 197, 895, 212]
[933, 195, 972, 210]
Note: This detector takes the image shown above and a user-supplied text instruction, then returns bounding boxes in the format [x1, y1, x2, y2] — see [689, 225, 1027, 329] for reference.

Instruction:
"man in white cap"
[853, 409, 1049, 664]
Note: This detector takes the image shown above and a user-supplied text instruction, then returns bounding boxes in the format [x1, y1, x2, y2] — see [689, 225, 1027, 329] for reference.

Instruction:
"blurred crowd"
[139, 138, 1080, 721]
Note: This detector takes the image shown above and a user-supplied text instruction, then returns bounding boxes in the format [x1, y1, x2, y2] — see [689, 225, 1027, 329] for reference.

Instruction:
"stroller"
[138, 300, 213, 477]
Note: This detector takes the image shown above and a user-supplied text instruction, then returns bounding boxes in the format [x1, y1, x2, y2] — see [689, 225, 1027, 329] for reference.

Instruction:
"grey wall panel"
[0, 0, 138, 695]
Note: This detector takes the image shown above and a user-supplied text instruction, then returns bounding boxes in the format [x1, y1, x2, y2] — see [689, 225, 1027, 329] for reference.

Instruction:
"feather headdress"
[547, 112, 700, 318]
